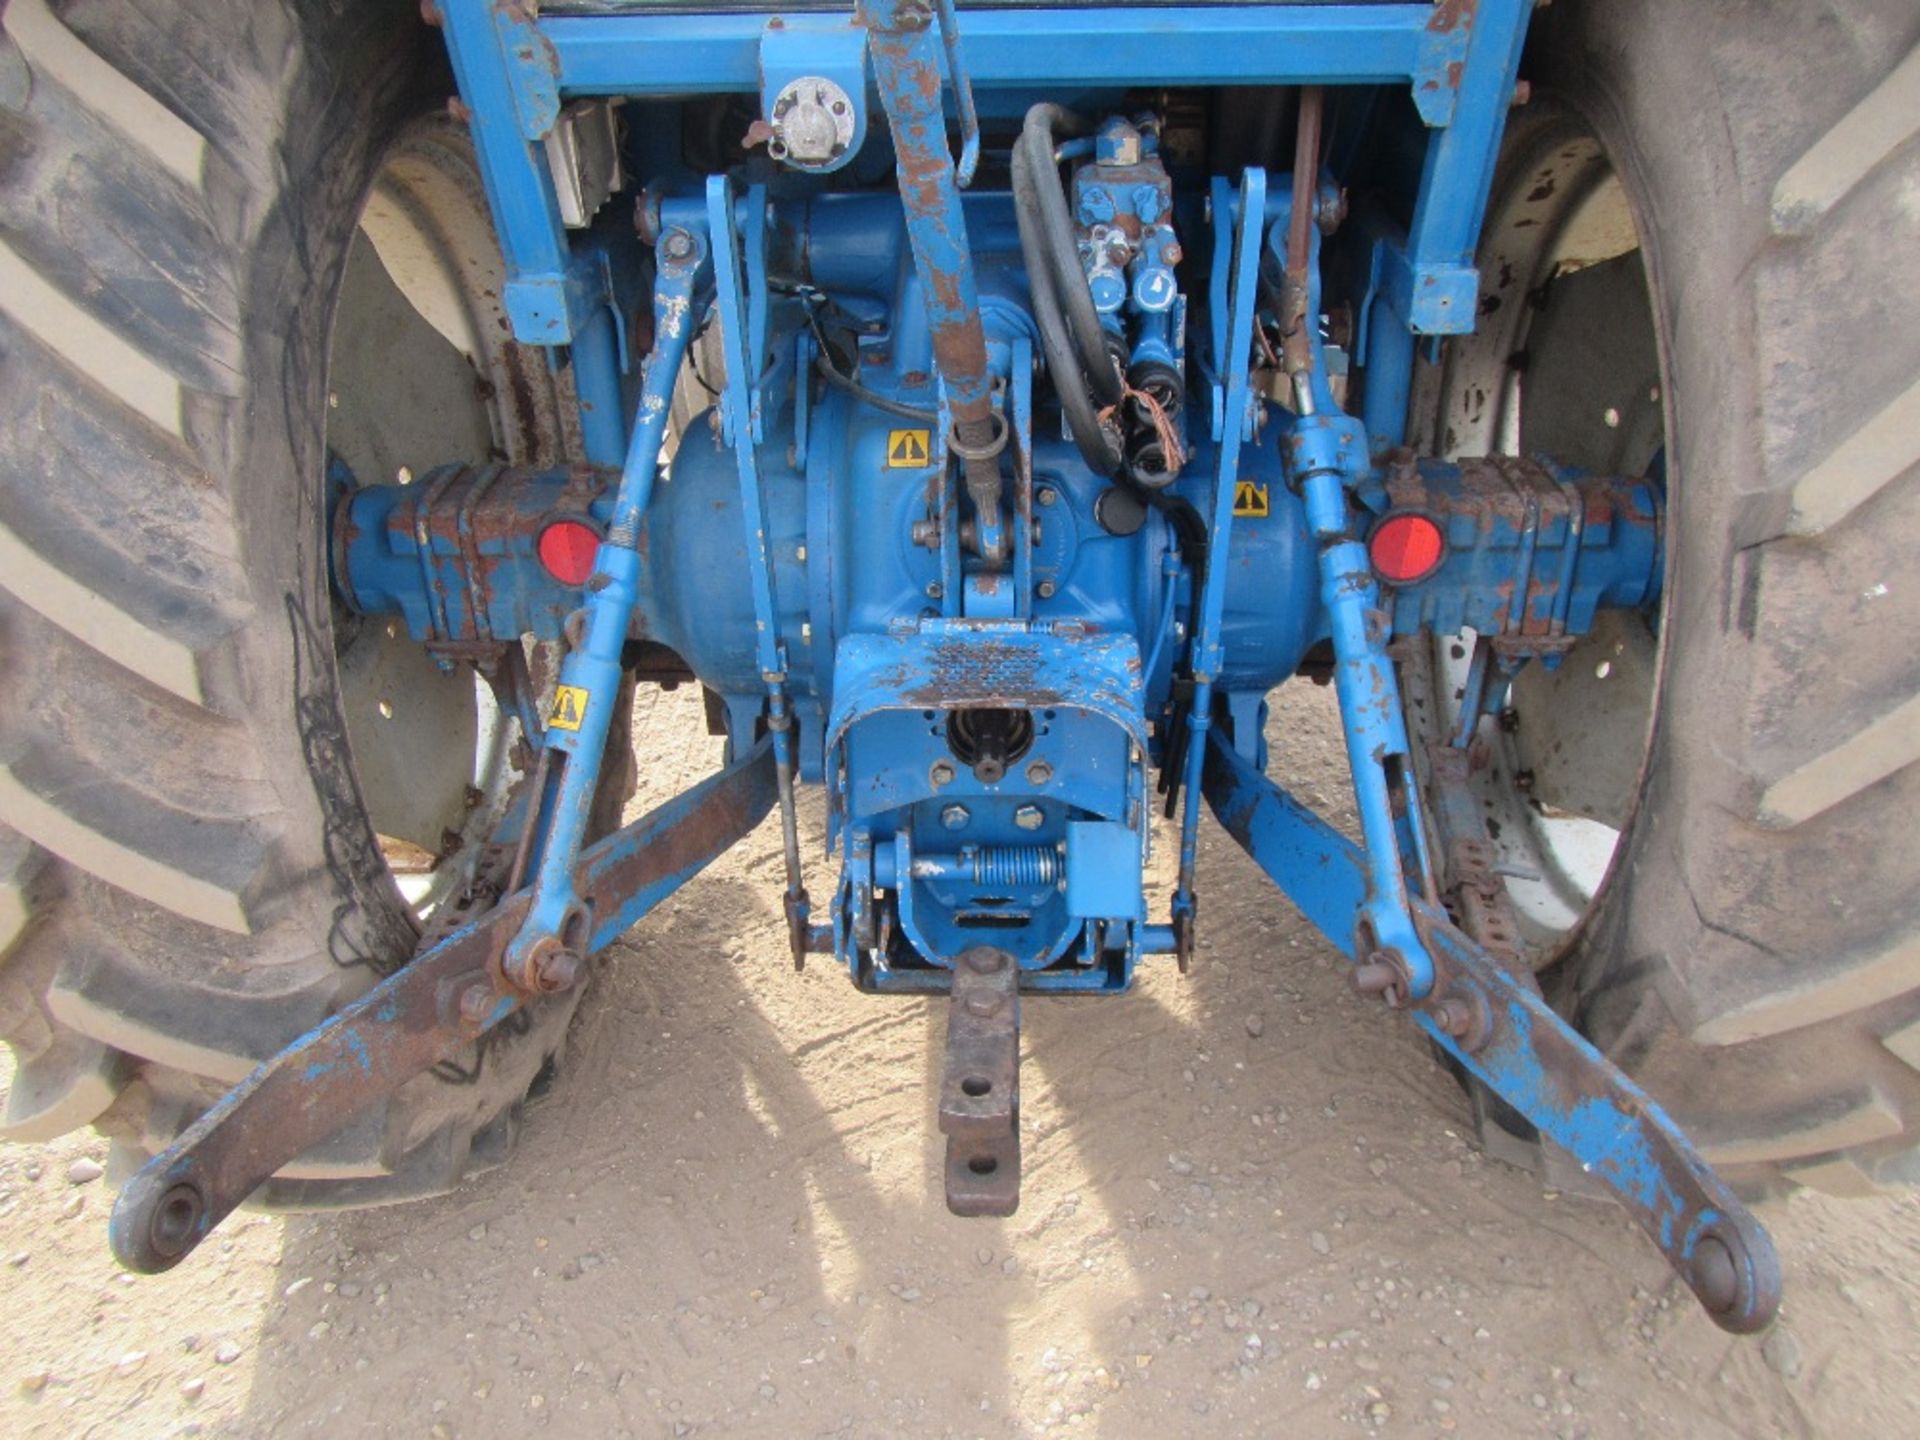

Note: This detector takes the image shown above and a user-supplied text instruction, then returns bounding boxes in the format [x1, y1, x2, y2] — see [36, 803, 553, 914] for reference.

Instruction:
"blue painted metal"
[336, 457, 1660, 725]
[1405, 0, 1534, 330]
[1169, 166, 1266, 956]
[1200, 728, 1782, 1334]
[825, 620, 1150, 989]
[706, 173, 815, 960]
[758, 17, 871, 177]
[860, 0, 1009, 566]
[439, 2, 604, 344]
[1072, 117, 1184, 388]
[503, 217, 712, 993]
[536, 6, 1472, 97]
[932, 0, 982, 188]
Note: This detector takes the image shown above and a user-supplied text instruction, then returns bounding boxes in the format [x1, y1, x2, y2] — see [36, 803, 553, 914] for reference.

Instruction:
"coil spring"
[970, 845, 1059, 887]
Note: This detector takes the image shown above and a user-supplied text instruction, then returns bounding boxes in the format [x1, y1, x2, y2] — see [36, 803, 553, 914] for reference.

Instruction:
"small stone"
[337, 1281, 362, 1299]
[19, 1368, 51, 1395]
[975, 1247, 994, 1267]
[1168, 1156, 1194, 1176]
[468, 1224, 488, 1241]
[214, 1341, 243, 1366]
[180, 1376, 206, 1401]
[24, 1164, 42, 1181]
[1571, 1370, 1598, 1391]
[1001, 1256, 1020, 1277]
[1367, 1400, 1392, 1423]
[307, 1321, 331, 1341]
[66, 1158, 104, 1185]
[115, 1351, 148, 1376]
[283, 1277, 313, 1299]
[8, 1252, 27, 1268]
[1309, 1231, 1331, 1256]
[61, 1193, 84, 1219]
[1244, 1015, 1265, 1038]
[1762, 1327, 1802, 1379]
[758, 1382, 777, 1400]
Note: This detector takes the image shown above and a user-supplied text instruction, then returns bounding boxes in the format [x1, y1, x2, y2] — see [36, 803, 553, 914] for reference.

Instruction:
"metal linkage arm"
[110, 740, 778, 1274]
[1202, 729, 1781, 1334]
[860, 0, 1008, 564]
[1169, 166, 1267, 965]
[704, 176, 814, 967]
[502, 219, 712, 995]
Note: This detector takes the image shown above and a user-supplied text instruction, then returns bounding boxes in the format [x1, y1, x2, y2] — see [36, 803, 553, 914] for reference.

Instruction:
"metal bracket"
[940, 946, 1021, 1216]
[756, 18, 870, 176]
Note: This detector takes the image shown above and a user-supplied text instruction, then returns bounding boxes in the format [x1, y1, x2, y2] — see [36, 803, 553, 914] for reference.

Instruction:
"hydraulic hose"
[1017, 104, 1124, 408]
[1012, 142, 1123, 475]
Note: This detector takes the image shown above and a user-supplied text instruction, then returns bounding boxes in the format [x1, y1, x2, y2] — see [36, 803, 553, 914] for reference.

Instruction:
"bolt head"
[458, 983, 497, 1026]
[1013, 804, 1044, 831]
[941, 803, 971, 831]
[1037, 486, 1057, 507]
[1025, 759, 1053, 786]
[1037, 580, 1057, 600]
[930, 760, 956, 788]
[526, 939, 583, 995]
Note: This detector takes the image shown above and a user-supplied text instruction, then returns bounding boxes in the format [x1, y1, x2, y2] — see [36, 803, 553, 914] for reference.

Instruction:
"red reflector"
[1368, 512, 1445, 584]
[537, 522, 601, 586]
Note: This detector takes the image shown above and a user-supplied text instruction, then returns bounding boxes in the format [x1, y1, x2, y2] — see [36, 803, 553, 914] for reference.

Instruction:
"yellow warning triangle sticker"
[1232, 480, 1270, 518]
[548, 684, 588, 732]
[887, 428, 931, 467]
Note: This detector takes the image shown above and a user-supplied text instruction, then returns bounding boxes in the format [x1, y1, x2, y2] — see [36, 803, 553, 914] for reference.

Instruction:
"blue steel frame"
[439, 0, 1533, 463]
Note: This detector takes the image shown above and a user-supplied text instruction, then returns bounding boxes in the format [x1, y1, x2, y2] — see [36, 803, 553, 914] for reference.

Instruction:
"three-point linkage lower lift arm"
[109, 0, 1780, 1336]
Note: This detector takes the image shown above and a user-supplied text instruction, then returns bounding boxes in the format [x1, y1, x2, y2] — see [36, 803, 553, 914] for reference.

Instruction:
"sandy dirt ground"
[3, 684, 1918, 1439]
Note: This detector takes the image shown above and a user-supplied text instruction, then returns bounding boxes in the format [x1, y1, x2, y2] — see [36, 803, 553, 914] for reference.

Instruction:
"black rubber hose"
[1012, 142, 1123, 475]
[1018, 104, 1124, 408]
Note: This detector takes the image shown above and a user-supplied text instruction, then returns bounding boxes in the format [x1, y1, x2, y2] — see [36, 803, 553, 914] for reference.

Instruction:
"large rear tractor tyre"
[0, 0, 627, 1207]
[1414, 0, 1920, 1197]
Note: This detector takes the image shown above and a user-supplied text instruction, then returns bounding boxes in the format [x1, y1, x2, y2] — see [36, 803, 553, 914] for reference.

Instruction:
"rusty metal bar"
[109, 738, 778, 1274]
[940, 946, 1021, 1216]
[859, 0, 1009, 564]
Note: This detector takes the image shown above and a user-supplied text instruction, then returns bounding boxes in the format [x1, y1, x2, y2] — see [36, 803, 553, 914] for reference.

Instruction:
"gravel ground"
[2, 684, 1917, 1438]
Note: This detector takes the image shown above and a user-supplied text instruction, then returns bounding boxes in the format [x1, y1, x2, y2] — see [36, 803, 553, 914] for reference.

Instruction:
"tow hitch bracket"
[940, 947, 1022, 1216]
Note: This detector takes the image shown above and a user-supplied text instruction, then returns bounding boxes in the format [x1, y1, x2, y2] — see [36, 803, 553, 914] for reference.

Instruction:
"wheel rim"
[1416, 106, 1668, 964]
[324, 117, 572, 920]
